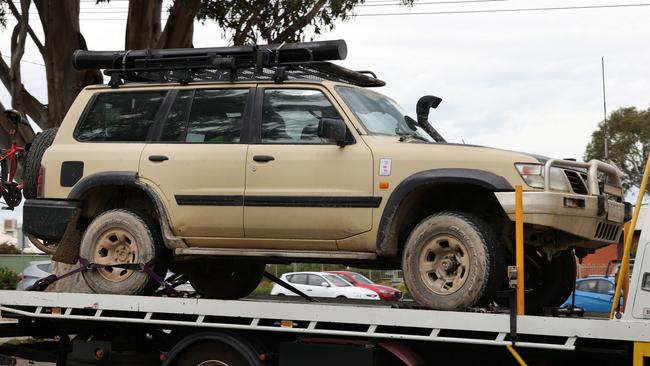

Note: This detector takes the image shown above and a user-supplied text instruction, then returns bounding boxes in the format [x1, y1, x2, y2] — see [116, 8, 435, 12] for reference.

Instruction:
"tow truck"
[1, 180, 650, 366]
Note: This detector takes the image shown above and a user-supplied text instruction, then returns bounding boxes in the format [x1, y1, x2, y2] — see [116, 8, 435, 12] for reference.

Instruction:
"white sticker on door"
[379, 159, 392, 176]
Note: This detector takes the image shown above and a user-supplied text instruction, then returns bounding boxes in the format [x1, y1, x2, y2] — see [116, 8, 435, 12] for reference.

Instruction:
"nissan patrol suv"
[22, 40, 629, 312]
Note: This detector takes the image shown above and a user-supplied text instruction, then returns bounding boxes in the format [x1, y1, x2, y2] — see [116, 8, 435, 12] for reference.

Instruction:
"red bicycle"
[0, 109, 28, 209]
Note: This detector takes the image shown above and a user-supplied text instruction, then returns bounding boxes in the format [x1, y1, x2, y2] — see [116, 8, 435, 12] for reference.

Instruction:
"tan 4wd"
[22, 40, 629, 312]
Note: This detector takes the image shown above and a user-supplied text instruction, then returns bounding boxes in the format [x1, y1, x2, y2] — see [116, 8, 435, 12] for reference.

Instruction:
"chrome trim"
[543, 159, 623, 196]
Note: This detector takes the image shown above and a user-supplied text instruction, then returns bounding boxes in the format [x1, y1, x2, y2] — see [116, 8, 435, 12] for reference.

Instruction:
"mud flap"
[52, 209, 83, 264]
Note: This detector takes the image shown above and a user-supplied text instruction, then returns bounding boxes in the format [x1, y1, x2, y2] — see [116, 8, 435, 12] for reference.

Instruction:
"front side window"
[308, 274, 326, 286]
[75, 91, 167, 142]
[596, 280, 615, 295]
[261, 89, 342, 144]
[576, 280, 597, 293]
[161, 89, 249, 143]
[336, 86, 434, 141]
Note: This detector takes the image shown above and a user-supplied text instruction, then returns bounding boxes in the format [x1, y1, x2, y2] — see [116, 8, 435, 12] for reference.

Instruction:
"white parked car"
[270, 272, 380, 300]
[16, 260, 52, 290]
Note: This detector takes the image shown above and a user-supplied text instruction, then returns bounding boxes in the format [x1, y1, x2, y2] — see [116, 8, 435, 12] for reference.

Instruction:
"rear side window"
[288, 274, 307, 285]
[161, 89, 249, 143]
[75, 91, 167, 142]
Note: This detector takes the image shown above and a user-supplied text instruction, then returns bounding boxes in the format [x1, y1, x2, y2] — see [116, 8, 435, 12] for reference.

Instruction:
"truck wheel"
[525, 249, 576, 314]
[80, 209, 168, 295]
[23, 127, 58, 199]
[173, 342, 250, 366]
[188, 261, 264, 299]
[402, 212, 504, 310]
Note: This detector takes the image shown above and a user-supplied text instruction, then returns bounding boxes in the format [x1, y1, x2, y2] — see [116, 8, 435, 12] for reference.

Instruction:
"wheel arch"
[54, 171, 184, 263]
[163, 331, 263, 366]
[376, 168, 513, 258]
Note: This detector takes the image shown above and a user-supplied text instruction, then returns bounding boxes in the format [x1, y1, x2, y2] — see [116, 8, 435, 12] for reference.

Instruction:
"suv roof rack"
[72, 39, 385, 88]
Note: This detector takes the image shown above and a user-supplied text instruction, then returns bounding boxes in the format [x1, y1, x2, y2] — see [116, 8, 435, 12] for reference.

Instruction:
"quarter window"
[261, 89, 342, 144]
[75, 91, 167, 142]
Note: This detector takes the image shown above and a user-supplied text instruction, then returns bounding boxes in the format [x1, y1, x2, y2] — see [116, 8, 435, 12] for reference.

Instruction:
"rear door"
[139, 86, 254, 239]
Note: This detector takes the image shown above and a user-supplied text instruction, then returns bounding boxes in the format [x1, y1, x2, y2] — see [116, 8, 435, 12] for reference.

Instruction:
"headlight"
[515, 163, 544, 188]
[515, 163, 571, 192]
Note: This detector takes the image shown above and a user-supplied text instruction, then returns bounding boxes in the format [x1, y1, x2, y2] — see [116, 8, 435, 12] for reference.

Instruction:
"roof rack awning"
[72, 40, 384, 88]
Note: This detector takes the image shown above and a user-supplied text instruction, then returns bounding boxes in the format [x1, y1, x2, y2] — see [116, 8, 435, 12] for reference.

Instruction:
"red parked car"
[328, 271, 402, 301]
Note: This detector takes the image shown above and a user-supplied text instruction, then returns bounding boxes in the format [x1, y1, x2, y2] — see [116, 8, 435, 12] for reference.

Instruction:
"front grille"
[595, 222, 620, 242]
[564, 170, 588, 194]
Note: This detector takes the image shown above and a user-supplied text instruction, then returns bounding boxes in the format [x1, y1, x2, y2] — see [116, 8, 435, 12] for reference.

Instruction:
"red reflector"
[37, 165, 45, 198]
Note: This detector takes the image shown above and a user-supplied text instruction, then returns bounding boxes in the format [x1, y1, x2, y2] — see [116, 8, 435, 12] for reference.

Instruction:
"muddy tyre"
[402, 212, 504, 310]
[187, 260, 265, 300]
[80, 209, 168, 295]
[23, 128, 57, 199]
[524, 249, 577, 314]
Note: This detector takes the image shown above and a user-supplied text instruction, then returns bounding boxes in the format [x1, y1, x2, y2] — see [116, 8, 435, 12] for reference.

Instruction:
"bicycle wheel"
[0, 156, 7, 184]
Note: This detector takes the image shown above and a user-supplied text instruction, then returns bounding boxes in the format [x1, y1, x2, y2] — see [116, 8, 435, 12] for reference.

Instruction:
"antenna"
[602, 57, 609, 160]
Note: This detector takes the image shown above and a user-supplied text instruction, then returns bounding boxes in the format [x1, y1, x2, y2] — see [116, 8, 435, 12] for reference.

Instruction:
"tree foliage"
[199, 0, 361, 45]
[0, 267, 18, 289]
[584, 106, 650, 194]
[0, 243, 20, 254]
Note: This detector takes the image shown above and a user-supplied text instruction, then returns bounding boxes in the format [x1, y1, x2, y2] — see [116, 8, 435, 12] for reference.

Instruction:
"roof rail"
[72, 40, 385, 88]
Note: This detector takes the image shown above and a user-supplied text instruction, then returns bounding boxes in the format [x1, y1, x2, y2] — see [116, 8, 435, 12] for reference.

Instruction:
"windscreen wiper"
[396, 130, 429, 142]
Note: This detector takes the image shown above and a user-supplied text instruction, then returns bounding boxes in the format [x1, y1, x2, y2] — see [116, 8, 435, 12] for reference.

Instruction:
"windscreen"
[325, 275, 352, 287]
[348, 272, 374, 285]
[336, 86, 433, 141]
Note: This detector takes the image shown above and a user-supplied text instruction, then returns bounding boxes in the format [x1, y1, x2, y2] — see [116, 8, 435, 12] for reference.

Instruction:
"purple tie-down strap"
[142, 260, 180, 297]
[26, 258, 92, 291]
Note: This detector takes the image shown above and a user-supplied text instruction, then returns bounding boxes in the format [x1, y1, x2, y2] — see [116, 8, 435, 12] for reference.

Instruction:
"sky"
[1, 0, 650, 221]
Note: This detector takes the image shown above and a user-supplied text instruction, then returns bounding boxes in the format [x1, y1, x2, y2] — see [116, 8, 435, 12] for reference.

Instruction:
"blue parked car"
[562, 277, 621, 313]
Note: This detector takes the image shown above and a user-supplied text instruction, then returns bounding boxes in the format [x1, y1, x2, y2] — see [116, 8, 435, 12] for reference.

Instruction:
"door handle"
[253, 155, 275, 163]
[149, 155, 169, 162]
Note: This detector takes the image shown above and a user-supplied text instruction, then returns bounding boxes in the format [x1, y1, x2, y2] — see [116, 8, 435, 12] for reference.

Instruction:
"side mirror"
[318, 118, 347, 146]
[321, 282, 330, 287]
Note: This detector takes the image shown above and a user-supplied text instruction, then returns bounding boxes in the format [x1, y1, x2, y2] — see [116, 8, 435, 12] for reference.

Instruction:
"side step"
[174, 247, 377, 261]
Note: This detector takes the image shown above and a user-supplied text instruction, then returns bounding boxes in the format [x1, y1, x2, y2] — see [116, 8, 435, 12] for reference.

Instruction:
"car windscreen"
[324, 275, 352, 287]
[335, 86, 433, 141]
[348, 272, 374, 285]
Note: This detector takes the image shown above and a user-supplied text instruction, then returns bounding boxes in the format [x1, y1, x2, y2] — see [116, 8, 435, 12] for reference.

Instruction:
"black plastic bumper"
[23, 199, 79, 242]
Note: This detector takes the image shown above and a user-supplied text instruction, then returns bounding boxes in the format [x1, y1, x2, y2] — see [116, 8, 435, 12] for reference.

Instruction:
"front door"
[139, 86, 254, 239]
[244, 86, 375, 244]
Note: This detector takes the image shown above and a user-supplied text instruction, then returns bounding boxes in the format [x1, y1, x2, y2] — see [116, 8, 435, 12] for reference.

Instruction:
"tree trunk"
[125, 0, 163, 49]
[34, 0, 102, 129]
[156, 0, 202, 49]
